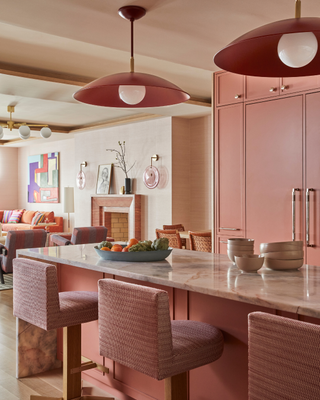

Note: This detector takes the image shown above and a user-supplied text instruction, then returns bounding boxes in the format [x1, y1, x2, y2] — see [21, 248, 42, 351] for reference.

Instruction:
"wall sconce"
[143, 154, 160, 189]
[76, 161, 87, 190]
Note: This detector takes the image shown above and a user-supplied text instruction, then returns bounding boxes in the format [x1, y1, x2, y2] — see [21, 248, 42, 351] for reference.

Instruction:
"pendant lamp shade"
[73, 5, 190, 108]
[74, 72, 190, 108]
[214, 17, 320, 77]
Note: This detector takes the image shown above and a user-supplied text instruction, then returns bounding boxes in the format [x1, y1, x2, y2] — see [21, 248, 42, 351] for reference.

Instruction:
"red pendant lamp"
[73, 5, 190, 107]
[214, 0, 320, 77]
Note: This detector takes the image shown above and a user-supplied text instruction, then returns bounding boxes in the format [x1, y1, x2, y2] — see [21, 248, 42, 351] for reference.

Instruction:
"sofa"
[0, 209, 63, 233]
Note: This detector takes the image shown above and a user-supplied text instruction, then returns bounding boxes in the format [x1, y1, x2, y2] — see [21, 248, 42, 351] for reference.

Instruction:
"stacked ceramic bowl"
[227, 238, 254, 263]
[260, 241, 304, 270]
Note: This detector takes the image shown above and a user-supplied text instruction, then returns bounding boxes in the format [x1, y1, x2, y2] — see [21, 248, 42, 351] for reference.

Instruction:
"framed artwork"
[96, 164, 113, 195]
[28, 152, 59, 203]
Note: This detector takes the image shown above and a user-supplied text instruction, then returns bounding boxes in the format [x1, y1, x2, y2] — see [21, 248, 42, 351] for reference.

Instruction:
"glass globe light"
[40, 127, 52, 139]
[119, 85, 146, 105]
[19, 125, 31, 140]
[278, 32, 318, 68]
[76, 170, 86, 190]
[0, 126, 3, 140]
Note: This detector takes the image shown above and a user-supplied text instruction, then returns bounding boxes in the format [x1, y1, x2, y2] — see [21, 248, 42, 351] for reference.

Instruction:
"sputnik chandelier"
[214, 0, 320, 77]
[73, 5, 190, 107]
[0, 106, 52, 140]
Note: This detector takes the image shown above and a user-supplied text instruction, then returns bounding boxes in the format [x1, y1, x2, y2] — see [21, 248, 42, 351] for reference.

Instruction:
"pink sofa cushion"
[31, 212, 45, 225]
[8, 209, 24, 223]
[21, 210, 36, 224]
[2, 210, 13, 223]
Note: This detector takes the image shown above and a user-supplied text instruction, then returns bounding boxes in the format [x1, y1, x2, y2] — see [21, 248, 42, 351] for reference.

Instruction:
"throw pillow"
[31, 212, 45, 226]
[43, 211, 55, 223]
[20, 210, 36, 224]
[2, 210, 13, 223]
[8, 209, 25, 223]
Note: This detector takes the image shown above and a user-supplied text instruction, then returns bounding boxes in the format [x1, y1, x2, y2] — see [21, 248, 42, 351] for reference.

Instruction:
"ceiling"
[0, 0, 318, 146]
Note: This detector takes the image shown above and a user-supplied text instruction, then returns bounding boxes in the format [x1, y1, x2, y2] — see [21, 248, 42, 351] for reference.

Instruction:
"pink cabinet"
[245, 76, 280, 101]
[305, 92, 320, 264]
[215, 71, 244, 106]
[215, 103, 245, 244]
[281, 76, 320, 95]
[245, 96, 303, 253]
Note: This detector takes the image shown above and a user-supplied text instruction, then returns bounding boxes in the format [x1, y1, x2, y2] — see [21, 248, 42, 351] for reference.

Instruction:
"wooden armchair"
[155, 229, 182, 249]
[188, 231, 212, 252]
[50, 226, 108, 246]
[163, 224, 186, 248]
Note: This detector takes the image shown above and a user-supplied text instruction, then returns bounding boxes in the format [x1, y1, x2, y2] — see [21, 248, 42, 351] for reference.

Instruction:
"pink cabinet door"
[215, 103, 244, 241]
[246, 96, 303, 254]
[215, 72, 244, 106]
[281, 76, 320, 96]
[245, 76, 280, 101]
[305, 92, 320, 264]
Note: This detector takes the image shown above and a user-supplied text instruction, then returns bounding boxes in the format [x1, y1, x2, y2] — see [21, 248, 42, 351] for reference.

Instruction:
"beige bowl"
[235, 255, 264, 273]
[228, 244, 254, 252]
[228, 238, 254, 245]
[260, 241, 303, 253]
[261, 250, 304, 260]
[228, 249, 254, 262]
[264, 258, 304, 270]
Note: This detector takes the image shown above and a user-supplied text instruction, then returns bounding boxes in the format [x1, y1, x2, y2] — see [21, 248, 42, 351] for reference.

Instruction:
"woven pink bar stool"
[98, 279, 224, 400]
[249, 312, 320, 400]
[13, 258, 113, 400]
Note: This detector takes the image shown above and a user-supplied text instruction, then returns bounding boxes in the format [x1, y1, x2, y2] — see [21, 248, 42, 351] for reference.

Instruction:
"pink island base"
[16, 246, 320, 400]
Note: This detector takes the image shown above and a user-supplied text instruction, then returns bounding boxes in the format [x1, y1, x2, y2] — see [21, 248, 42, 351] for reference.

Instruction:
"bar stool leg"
[63, 325, 82, 400]
[164, 371, 188, 400]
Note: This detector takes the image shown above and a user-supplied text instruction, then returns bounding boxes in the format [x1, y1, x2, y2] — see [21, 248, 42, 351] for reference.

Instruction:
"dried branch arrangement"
[106, 141, 135, 179]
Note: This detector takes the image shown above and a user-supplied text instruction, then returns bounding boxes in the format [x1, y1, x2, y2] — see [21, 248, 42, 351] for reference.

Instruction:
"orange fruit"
[111, 244, 123, 252]
[128, 238, 139, 248]
[101, 247, 111, 251]
[122, 246, 129, 252]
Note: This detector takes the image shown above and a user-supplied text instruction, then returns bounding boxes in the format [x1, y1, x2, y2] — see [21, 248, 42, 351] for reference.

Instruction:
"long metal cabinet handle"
[219, 227, 240, 231]
[306, 188, 315, 247]
[292, 188, 300, 241]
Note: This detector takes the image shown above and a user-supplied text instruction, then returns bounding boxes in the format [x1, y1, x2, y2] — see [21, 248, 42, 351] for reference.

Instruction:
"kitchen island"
[16, 245, 320, 400]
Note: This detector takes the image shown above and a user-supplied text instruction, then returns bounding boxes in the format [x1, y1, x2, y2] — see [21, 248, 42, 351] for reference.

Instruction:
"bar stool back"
[188, 231, 212, 252]
[13, 258, 113, 400]
[249, 312, 320, 400]
[156, 228, 182, 249]
[98, 279, 224, 400]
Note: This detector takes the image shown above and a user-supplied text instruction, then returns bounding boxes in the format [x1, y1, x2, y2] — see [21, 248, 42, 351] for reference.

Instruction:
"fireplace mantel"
[91, 195, 141, 240]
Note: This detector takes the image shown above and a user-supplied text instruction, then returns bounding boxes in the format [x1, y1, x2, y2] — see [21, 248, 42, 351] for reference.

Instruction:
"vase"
[125, 178, 131, 194]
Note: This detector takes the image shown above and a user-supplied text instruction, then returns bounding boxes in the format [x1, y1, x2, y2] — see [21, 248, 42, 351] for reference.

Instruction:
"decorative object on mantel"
[143, 154, 160, 189]
[73, 5, 189, 108]
[214, 0, 320, 77]
[106, 141, 135, 194]
[120, 186, 125, 195]
[63, 187, 74, 232]
[76, 161, 87, 190]
[96, 164, 113, 195]
[28, 152, 59, 203]
[0, 105, 52, 140]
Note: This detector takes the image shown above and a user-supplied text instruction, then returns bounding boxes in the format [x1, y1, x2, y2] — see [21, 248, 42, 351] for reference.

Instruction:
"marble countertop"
[16, 245, 320, 319]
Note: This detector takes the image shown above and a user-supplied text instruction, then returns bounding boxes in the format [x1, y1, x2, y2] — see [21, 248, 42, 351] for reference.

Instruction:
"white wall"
[74, 117, 173, 240]
[0, 147, 19, 210]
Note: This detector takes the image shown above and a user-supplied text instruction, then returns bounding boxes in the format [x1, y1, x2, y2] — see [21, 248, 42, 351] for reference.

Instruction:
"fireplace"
[91, 195, 141, 240]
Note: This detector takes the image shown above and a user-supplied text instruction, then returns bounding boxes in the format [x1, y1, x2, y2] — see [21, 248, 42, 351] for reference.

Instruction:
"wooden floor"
[0, 289, 118, 400]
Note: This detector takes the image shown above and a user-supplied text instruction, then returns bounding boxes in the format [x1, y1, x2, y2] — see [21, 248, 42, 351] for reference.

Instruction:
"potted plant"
[106, 141, 135, 194]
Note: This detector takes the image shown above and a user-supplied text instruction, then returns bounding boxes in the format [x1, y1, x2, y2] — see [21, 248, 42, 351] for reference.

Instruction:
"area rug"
[0, 274, 13, 291]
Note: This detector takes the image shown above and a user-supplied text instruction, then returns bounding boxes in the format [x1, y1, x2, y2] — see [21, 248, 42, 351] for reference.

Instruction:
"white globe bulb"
[19, 125, 31, 140]
[0, 126, 3, 140]
[278, 32, 318, 68]
[119, 85, 146, 105]
[40, 127, 52, 139]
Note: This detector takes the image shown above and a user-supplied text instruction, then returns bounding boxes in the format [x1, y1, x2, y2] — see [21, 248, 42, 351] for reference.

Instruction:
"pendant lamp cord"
[130, 18, 134, 72]
[295, 0, 301, 18]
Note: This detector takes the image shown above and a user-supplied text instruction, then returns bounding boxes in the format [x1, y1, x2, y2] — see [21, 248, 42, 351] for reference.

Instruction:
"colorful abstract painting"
[28, 152, 59, 203]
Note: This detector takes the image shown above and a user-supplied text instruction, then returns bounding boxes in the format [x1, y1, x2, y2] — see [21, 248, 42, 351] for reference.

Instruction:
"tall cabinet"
[214, 71, 320, 263]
